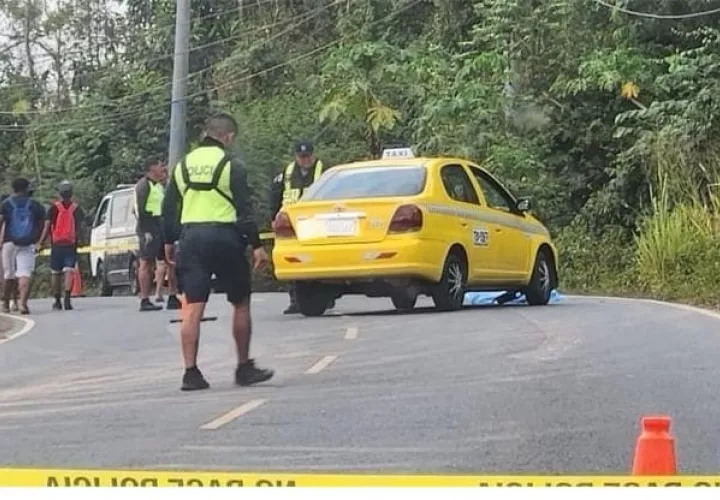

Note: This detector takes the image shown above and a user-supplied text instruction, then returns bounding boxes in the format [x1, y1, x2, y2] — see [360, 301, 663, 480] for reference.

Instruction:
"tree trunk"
[23, 3, 37, 86]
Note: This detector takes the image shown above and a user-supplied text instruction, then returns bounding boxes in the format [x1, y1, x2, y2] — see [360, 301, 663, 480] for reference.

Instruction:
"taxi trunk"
[282, 199, 413, 245]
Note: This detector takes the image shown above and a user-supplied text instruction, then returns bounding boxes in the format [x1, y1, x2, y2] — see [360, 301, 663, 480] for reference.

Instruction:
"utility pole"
[167, 0, 191, 177]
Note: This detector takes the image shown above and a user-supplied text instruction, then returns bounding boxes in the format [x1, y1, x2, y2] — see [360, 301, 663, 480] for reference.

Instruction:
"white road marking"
[305, 355, 338, 374]
[0, 315, 35, 346]
[200, 399, 267, 430]
[344, 326, 358, 340]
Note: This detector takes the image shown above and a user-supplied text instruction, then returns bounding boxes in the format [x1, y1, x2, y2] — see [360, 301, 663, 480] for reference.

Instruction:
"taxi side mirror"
[516, 197, 531, 212]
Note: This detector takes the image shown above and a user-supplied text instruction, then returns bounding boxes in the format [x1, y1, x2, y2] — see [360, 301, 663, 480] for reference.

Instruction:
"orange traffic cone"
[632, 415, 677, 475]
[70, 264, 84, 298]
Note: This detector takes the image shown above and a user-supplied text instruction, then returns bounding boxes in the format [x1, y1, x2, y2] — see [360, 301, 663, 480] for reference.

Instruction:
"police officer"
[270, 140, 330, 314]
[134, 157, 180, 311]
[162, 112, 274, 391]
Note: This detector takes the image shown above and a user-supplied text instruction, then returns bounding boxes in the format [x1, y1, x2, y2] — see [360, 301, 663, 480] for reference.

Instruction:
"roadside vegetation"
[1, 0, 720, 304]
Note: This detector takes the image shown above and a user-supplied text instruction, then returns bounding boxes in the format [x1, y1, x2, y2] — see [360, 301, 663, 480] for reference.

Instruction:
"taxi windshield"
[303, 165, 427, 200]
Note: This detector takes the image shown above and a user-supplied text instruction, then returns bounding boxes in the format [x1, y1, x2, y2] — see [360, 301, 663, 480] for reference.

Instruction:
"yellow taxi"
[271, 148, 559, 316]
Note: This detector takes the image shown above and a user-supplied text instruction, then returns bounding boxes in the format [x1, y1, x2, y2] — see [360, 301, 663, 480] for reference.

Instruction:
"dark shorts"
[177, 225, 250, 304]
[50, 245, 77, 272]
[138, 229, 163, 261]
[157, 242, 167, 262]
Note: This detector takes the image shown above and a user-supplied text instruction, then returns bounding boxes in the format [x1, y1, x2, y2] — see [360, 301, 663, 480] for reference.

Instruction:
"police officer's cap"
[58, 180, 73, 193]
[295, 140, 314, 155]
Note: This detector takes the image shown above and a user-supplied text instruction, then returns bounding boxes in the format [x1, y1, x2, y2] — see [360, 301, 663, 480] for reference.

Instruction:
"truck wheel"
[296, 282, 330, 317]
[96, 261, 112, 297]
[129, 258, 139, 296]
[431, 251, 467, 311]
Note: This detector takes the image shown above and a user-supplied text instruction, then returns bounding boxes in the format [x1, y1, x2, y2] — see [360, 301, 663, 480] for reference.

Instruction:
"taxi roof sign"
[382, 147, 415, 159]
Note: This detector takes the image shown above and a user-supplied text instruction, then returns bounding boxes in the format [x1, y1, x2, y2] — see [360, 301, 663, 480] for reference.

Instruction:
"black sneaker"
[52, 298, 62, 311]
[63, 293, 73, 311]
[139, 299, 162, 312]
[155, 296, 164, 303]
[166, 295, 181, 310]
[283, 304, 300, 315]
[181, 367, 210, 391]
[235, 359, 274, 386]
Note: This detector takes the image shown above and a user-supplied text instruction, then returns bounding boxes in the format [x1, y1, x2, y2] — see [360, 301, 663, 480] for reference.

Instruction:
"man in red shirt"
[44, 181, 84, 311]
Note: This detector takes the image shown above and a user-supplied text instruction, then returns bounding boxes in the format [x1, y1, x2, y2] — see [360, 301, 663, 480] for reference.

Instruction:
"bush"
[554, 221, 637, 295]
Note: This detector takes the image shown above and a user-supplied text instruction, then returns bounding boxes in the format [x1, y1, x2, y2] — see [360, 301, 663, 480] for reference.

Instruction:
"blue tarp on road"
[463, 289, 565, 306]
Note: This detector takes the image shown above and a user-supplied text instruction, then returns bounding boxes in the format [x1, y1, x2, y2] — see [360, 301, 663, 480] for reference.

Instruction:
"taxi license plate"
[324, 218, 357, 237]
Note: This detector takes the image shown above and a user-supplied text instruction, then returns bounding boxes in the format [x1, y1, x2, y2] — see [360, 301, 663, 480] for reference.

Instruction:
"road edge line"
[0, 314, 35, 346]
[568, 294, 720, 321]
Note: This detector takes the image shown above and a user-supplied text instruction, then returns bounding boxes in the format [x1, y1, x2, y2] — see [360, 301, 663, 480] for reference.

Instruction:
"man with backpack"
[43, 181, 84, 311]
[0, 178, 47, 315]
[0, 194, 19, 313]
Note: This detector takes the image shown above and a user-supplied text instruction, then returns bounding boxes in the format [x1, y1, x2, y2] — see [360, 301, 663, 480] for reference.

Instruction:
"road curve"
[0, 293, 719, 473]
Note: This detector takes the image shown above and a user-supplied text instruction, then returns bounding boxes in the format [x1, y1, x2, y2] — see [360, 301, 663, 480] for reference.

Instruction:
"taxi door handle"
[495, 228, 502, 232]
[460, 222, 468, 227]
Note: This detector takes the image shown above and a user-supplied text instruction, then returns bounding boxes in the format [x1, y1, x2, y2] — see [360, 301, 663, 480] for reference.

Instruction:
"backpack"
[7, 197, 35, 246]
[51, 201, 77, 245]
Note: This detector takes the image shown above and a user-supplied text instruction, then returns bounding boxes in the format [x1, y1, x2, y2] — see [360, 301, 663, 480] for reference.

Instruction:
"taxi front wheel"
[524, 249, 554, 306]
[431, 251, 467, 312]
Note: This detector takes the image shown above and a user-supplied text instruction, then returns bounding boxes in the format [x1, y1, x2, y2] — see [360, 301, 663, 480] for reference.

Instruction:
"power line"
[1, 0, 313, 66]
[0, 1, 342, 115]
[591, 0, 720, 19]
[0, 1, 338, 94]
[0, 0, 420, 133]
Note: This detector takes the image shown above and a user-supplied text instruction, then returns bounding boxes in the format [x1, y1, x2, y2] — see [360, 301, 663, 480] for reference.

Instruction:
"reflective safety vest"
[145, 181, 164, 217]
[174, 145, 235, 224]
[282, 160, 324, 206]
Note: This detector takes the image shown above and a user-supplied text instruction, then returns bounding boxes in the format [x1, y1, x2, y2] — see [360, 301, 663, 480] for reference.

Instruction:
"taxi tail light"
[272, 212, 296, 238]
[389, 204, 423, 233]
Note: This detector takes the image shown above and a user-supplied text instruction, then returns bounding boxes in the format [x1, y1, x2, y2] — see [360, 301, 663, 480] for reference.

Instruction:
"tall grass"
[558, 135, 720, 306]
[634, 138, 720, 301]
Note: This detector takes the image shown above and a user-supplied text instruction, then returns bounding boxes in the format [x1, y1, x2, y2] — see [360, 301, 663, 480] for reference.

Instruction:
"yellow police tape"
[37, 232, 276, 257]
[1, 469, 720, 487]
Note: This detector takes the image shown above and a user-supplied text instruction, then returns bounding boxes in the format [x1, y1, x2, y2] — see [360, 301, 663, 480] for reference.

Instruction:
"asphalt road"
[1, 292, 720, 474]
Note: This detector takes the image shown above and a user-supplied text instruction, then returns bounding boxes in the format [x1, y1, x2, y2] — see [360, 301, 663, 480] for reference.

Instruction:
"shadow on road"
[337, 303, 503, 318]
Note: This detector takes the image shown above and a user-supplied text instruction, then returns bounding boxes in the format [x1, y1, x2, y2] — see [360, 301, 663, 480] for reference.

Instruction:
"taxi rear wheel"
[525, 249, 554, 306]
[391, 292, 417, 311]
[296, 282, 331, 317]
[432, 251, 467, 312]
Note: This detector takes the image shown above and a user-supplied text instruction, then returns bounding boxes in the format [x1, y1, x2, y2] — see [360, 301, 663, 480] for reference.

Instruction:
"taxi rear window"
[303, 165, 427, 200]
